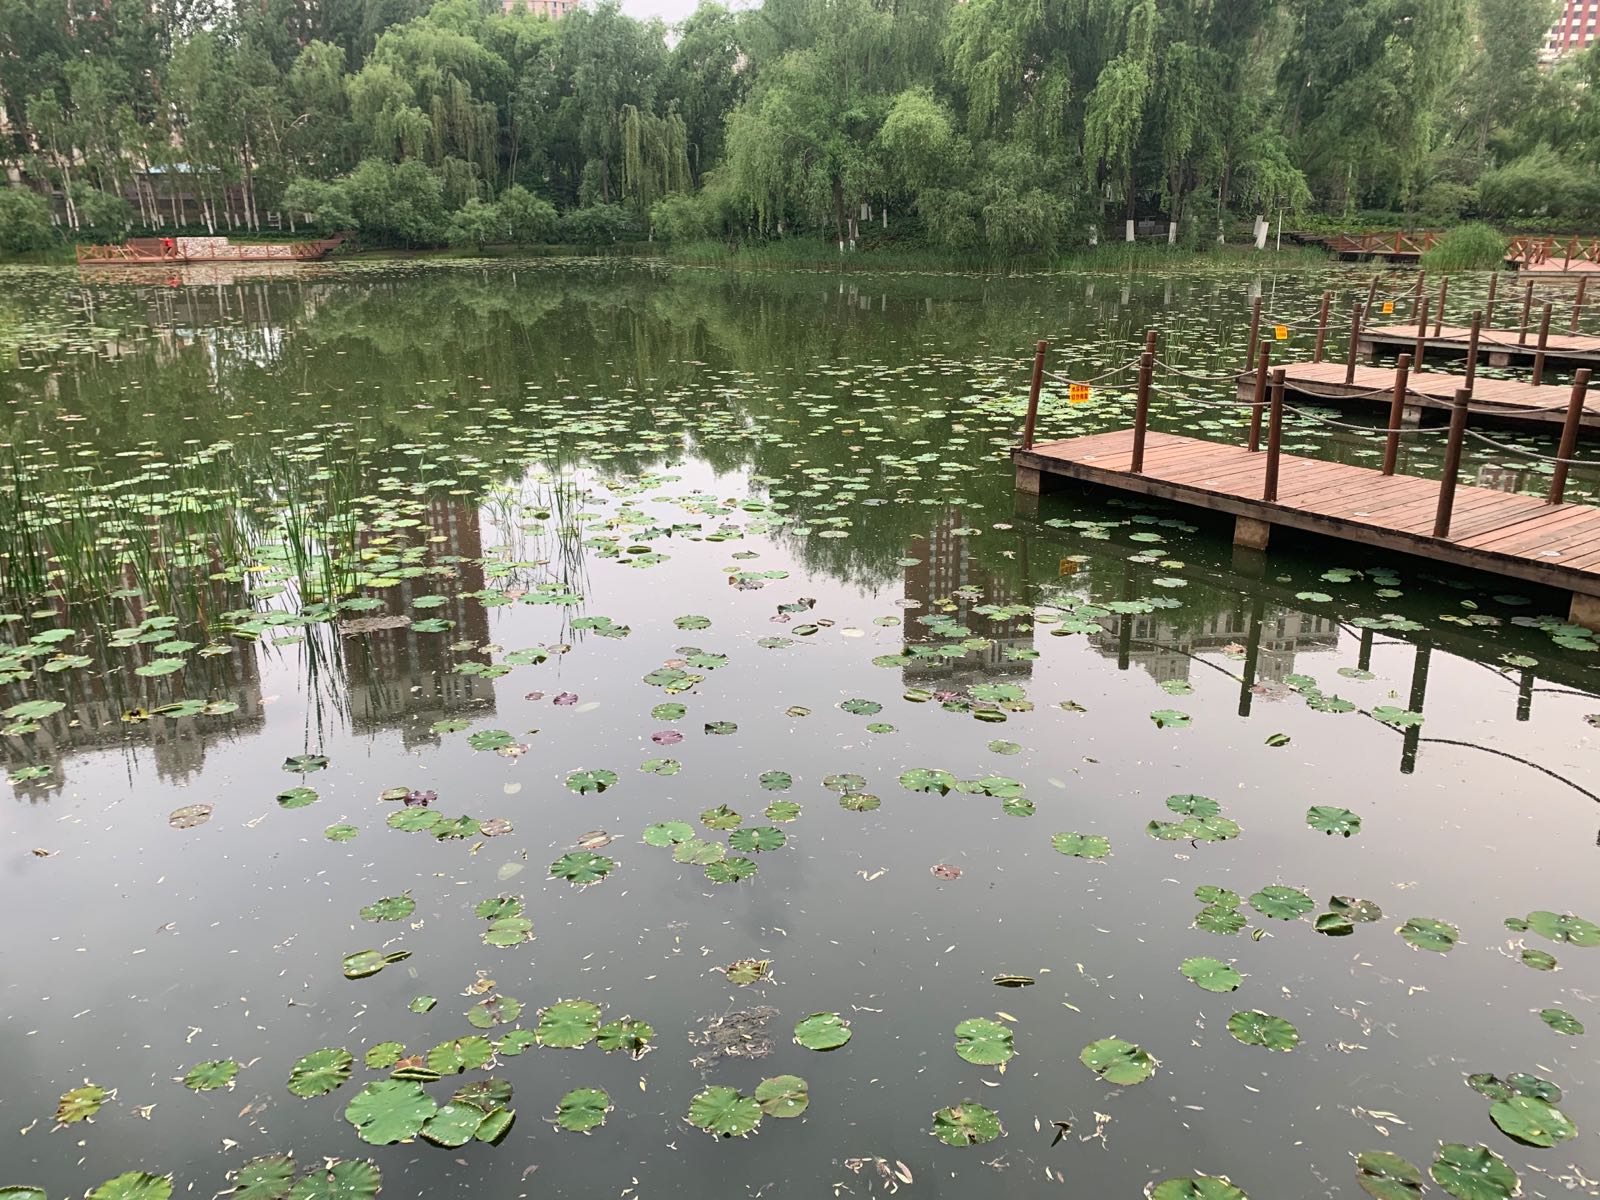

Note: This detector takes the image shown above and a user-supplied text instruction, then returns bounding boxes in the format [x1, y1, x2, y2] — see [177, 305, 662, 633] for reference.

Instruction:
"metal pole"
[1533, 302, 1553, 387]
[1312, 290, 1331, 362]
[1263, 368, 1286, 501]
[1382, 352, 1411, 476]
[1248, 342, 1269, 452]
[1433, 276, 1448, 336]
[1464, 309, 1482, 393]
[1245, 296, 1261, 373]
[1021, 340, 1047, 450]
[1571, 275, 1589, 334]
[1433, 388, 1471, 538]
[1547, 368, 1590, 505]
[1485, 271, 1499, 326]
[1345, 301, 1363, 385]
[1412, 297, 1430, 372]
[1519, 279, 1535, 344]
[1130, 334, 1155, 473]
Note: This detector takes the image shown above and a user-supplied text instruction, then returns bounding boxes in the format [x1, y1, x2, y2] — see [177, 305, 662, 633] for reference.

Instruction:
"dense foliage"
[0, 0, 1591, 256]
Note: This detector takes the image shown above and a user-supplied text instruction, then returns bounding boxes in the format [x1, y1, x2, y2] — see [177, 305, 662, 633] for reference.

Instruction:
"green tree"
[0, 187, 56, 253]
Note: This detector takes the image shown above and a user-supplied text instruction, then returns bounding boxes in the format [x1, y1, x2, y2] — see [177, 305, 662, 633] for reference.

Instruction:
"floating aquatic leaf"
[565, 769, 617, 794]
[467, 729, 515, 752]
[364, 1042, 405, 1069]
[764, 799, 801, 822]
[168, 803, 213, 829]
[3, 699, 64, 721]
[55, 1083, 107, 1123]
[182, 1059, 239, 1091]
[1196, 885, 1240, 907]
[537, 999, 601, 1049]
[954, 1017, 1015, 1065]
[230, 1155, 294, 1200]
[1521, 948, 1557, 970]
[754, 1074, 808, 1117]
[1371, 706, 1423, 728]
[466, 995, 523, 1029]
[1488, 1094, 1575, 1147]
[1429, 1144, 1518, 1200]
[729, 826, 786, 852]
[1180, 957, 1242, 993]
[794, 1011, 852, 1051]
[758, 770, 792, 791]
[642, 820, 694, 846]
[992, 974, 1034, 987]
[1522, 910, 1600, 946]
[276, 786, 318, 809]
[899, 767, 955, 794]
[1330, 896, 1383, 923]
[1167, 794, 1220, 818]
[496, 1030, 536, 1057]
[87, 1175, 171, 1200]
[1079, 1037, 1156, 1084]
[408, 996, 436, 1014]
[700, 803, 742, 830]
[1051, 831, 1110, 859]
[1306, 806, 1361, 837]
[1249, 886, 1314, 920]
[550, 851, 615, 886]
[1196, 905, 1248, 935]
[1226, 1011, 1299, 1051]
[555, 1087, 611, 1132]
[930, 1101, 1002, 1146]
[359, 895, 414, 922]
[425, 1036, 493, 1074]
[287, 1160, 381, 1200]
[1150, 1178, 1247, 1200]
[1149, 709, 1191, 728]
[282, 754, 328, 773]
[652, 702, 687, 721]
[1314, 913, 1354, 936]
[342, 949, 410, 979]
[343, 1081, 438, 1145]
[823, 773, 867, 794]
[1149, 815, 1241, 842]
[703, 721, 737, 735]
[421, 1101, 491, 1148]
[674, 615, 711, 630]
[1538, 1007, 1583, 1035]
[288, 1048, 352, 1098]
[483, 914, 534, 947]
[672, 837, 725, 865]
[640, 757, 681, 775]
[686, 1086, 762, 1137]
[724, 959, 772, 985]
[597, 1017, 654, 1058]
[1355, 1151, 1424, 1200]
[705, 855, 758, 883]
[1398, 917, 1459, 953]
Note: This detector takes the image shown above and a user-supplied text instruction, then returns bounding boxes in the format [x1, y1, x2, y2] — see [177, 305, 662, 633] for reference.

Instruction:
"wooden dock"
[1236, 362, 1600, 434]
[1360, 322, 1600, 369]
[1014, 430, 1600, 627]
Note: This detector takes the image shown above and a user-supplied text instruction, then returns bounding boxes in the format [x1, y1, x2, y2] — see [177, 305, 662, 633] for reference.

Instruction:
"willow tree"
[620, 104, 690, 212]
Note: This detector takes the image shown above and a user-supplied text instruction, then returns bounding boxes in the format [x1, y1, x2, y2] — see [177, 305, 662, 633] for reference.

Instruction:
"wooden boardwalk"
[1235, 362, 1600, 434]
[1014, 430, 1600, 626]
[1361, 322, 1600, 368]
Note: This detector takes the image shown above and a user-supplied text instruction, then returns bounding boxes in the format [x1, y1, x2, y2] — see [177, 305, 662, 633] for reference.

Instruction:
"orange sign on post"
[1382, 300, 1395, 314]
[1273, 324, 1288, 340]
[1068, 382, 1091, 404]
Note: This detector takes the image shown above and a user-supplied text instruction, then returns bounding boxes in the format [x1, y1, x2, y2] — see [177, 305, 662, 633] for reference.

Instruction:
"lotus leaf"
[700, 803, 742, 830]
[466, 995, 523, 1029]
[1226, 1011, 1299, 1051]
[1078, 1037, 1156, 1084]
[343, 1081, 438, 1145]
[753, 1074, 808, 1118]
[759, 771, 793, 791]
[483, 916, 533, 947]
[55, 1083, 107, 1123]
[764, 800, 802, 822]
[454, 1077, 512, 1108]
[1166, 794, 1220, 818]
[550, 851, 615, 886]
[1488, 1094, 1575, 1147]
[537, 999, 601, 1048]
[954, 1017, 1014, 1065]
[930, 1101, 1002, 1146]
[1306, 806, 1362, 837]
[823, 773, 867, 794]
[1249, 886, 1314, 920]
[1149, 815, 1241, 842]
[1539, 1007, 1583, 1035]
[1429, 1144, 1519, 1200]
[794, 1011, 852, 1050]
[1195, 885, 1239, 907]
[1524, 910, 1600, 946]
[1520, 949, 1557, 970]
[1355, 1151, 1424, 1200]
[342, 949, 410, 979]
[286, 1161, 381, 1200]
[1051, 831, 1110, 859]
[420, 1101, 490, 1148]
[1196, 905, 1247, 935]
[182, 1059, 239, 1091]
[168, 803, 213, 829]
[497, 1030, 536, 1056]
[288, 1048, 352, 1098]
[1314, 913, 1354, 936]
[1371, 706, 1423, 727]
[1150, 1178, 1247, 1200]
[87, 1175, 172, 1200]
[839, 793, 881, 812]
[231, 1155, 294, 1200]
[682, 1085, 762, 1137]
[1331, 896, 1383, 923]
[841, 699, 882, 715]
[639, 758, 680, 775]
[724, 959, 772, 985]
[728, 826, 786, 852]
[1181, 957, 1242, 993]
[276, 787, 318, 809]
[597, 1017, 655, 1058]
[364, 1042, 404, 1069]
[387, 809, 441, 833]
[642, 821, 694, 846]
[1398, 917, 1459, 952]
[407, 996, 436, 1014]
[672, 838, 726, 866]
[565, 769, 617, 794]
[283, 754, 328, 773]
[359, 895, 414, 922]
[652, 703, 687, 720]
[1149, 709, 1191, 728]
[899, 768, 955, 794]
[704, 856, 758, 883]
[474, 1107, 515, 1144]
[556, 1087, 611, 1132]
[703, 721, 736, 735]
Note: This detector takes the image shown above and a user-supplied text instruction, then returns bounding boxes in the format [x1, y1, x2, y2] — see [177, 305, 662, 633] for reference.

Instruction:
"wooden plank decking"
[1013, 430, 1600, 623]
[1361, 322, 1600, 368]
[1234, 362, 1600, 434]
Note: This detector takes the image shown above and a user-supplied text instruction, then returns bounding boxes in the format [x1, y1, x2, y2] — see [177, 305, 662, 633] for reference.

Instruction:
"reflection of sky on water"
[2, 263, 1597, 1199]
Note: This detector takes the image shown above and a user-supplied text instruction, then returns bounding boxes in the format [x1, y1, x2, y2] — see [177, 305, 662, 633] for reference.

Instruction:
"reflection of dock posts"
[1238, 596, 1266, 717]
[1116, 562, 1135, 671]
[1485, 271, 1499, 326]
[1357, 627, 1374, 672]
[1517, 668, 1534, 722]
[1400, 640, 1431, 774]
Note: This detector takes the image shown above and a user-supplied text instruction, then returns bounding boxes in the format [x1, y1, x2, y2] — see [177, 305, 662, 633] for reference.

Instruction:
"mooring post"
[1382, 352, 1412, 476]
[1263, 368, 1286, 501]
[1464, 310, 1482, 393]
[1433, 388, 1471, 538]
[1433, 276, 1448, 336]
[1021, 340, 1047, 450]
[1245, 296, 1261, 373]
[1412, 269, 1426, 314]
[1248, 342, 1269, 451]
[1571, 275, 1589, 333]
[1130, 332, 1155, 473]
[1412, 297, 1430, 372]
[1533, 303, 1553, 387]
[1364, 274, 1379, 318]
[1519, 279, 1535, 344]
[1344, 301, 1363, 385]
[1485, 271, 1499, 325]
[1547, 368, 1590, 505]
[1312, 290, 1331, 362]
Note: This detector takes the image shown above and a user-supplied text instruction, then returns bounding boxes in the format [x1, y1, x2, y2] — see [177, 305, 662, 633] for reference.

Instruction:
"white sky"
[617, 0, 742, 28]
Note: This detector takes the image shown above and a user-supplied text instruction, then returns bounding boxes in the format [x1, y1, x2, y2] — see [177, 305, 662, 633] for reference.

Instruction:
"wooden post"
[1382, 352, 1412, 476]
[1547, 368, 1590, 505]
[1433, 276, 1447, 335]
[1412, 269, 1426, 314]
[1262, 368, 1286, 501]
[1532, 302, 1553, 387]
[1248, 342, 1269, 452]
[1571, 275, 1589, 333]
[1021, 340, 1047, 450]
[1519, 278, 1535, 344]
[1433, 388, 1471, 538]
[1312, 290, 1331, 362]
[1412, 296, 1430, 371]
[1344, 301, 1363, 385]
[1464, 310, 1482, 393]
[1485, 271, 1499, 325]
[1245, 296, 1261, 373]
[1130, 335, 1155, 473]
[1364, 274, 1379, 318]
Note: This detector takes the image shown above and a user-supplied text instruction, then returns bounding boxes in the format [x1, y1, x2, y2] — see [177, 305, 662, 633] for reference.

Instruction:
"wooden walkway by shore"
[1360, 322, 1600, 369]
[1015, 430, 1600, 626]
[1236, 362, 1600, 434]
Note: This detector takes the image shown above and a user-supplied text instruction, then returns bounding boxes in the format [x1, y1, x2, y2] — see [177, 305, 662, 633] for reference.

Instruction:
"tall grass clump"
[1420, 223, 1508, 272]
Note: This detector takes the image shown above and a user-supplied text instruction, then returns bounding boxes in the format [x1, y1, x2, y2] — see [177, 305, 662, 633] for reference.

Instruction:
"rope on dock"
[1462, 427, 1598, 468]
[1153, 360, 1252, 384]
[1042, 357, 1141, 386]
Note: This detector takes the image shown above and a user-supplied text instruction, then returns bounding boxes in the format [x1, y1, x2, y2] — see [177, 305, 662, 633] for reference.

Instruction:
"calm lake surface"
[1, 258, 1597, 1200]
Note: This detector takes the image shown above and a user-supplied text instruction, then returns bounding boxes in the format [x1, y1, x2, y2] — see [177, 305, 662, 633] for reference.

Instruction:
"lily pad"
[168, 803, 214, 829]
[1355, 1151, 1424, 1200]
[556, 1087, 611, 1132]
[276, 786, 318, 809]
[1398, 917, 1459, 953]
[759, 770, 792, 791]
[930, 1101, 1002, 1146]
[1538, 1007, 1584, 1035]
[288, 1048, 353, 1098]
[420, 1101, 491, 1148]
[1078, 1037, 1156, 1085]
[425, 1036, 493, 1074]
[672, 837, 725, 865]
[182, 1059, 239, 1091]
[342, 949, 410, 979]
[282, 754, 328, 773]
[1331, 896, 1384, 923]
[230, 1155, 295, 1200]
[899, 767, 955, 794]
[954, 1017, 1015, 1065]
[754, 1074, 809, 1117]
[1429, 1144, 1519, 1200]
[1520, 949, 1557, 971]
[549, 851, 615, 886]
[55, 1083, 108, 1123]
[728, 826, 786, 852]
[1180, 957, 1242, 993]
[597, 1017, 655, 1058]
[364, 1042, 405, 1069]
[286, 1161, 381, 1200]
[764, 800, 802, 822]
[1196, 905, 1247, 935]
[565, 769, 618, 794]
[1150, 1179, 1247, 1200]
[343, 1080, 438, 1145]
[1226, 1011, 1299, 1051]
[1523, 910, 1600, 946]
[1306, 806, 1362, 837]
[1149, 709, 1191, 728]
[1488, 1094, 1575, 1147]
[87, 1176, 172, 1200]
[642, 820, 694, 846]
[686, 1085, 762, 1137]
[723, 958, 772, 985]
[1249, 886, 1314, 920]
[359, 895, 415, 922]
[704, 856, 758, 883]
[1051, 831, 1110, 859]
[537, 999, 602, 1048]
[794, 1011, 852, 1051]
[466, 995, 523, 1029]
[700, 803, 742, 830]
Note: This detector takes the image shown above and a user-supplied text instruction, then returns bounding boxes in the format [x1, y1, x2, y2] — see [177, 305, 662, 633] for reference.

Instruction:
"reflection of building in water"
[342, 496, 498, 744]
[901, 511, 1035, 685]
[1090, 606, 1340, 685]
[1474, 464, 1536, 494]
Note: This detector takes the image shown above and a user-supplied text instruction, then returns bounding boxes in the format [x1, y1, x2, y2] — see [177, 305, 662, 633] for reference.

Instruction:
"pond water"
[1, 259, 1597, 1200]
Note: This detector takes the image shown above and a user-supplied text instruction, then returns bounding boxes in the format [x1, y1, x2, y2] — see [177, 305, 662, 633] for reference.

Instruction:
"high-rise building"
[1544, 0, 1598, 60]
[502, 0, 578, 15]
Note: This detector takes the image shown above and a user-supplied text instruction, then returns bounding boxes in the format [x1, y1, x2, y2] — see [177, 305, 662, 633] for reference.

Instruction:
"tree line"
[1, 0, 1596, 259]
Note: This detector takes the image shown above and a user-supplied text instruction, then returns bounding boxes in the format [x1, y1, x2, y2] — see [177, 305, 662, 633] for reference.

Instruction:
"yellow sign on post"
[1382, 300, 1395, 314]
[1068, 382, 1091, 404]
[1273, 324, 1288, 340]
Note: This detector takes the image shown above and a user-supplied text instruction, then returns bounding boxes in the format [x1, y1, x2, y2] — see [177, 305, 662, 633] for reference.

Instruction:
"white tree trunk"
[1124, 219, 1135, 243]
[1167, 221, 1178, 245]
